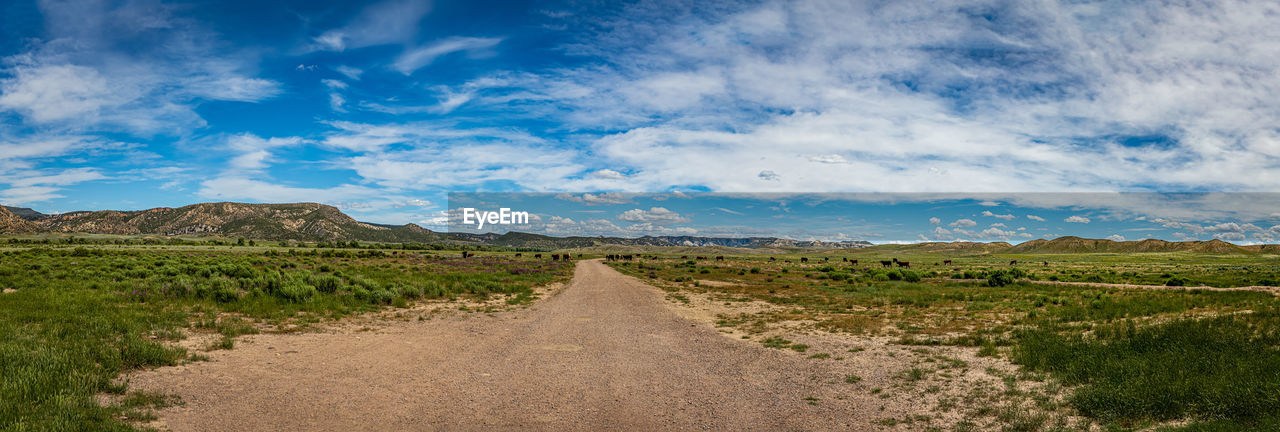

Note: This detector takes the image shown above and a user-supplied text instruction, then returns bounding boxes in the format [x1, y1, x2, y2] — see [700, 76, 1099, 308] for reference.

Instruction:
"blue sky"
[2, 0, 1279, 242]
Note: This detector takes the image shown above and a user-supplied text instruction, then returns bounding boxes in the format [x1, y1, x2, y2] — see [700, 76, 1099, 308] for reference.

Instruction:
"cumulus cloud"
[981, 210, 1016, 220]
[590, 169, 627, 180]
[1027, 215, 1046, 221]
[949, 218, 977, 228]
[929, 217, 941, 225]
[617, 207, 690, 224]
[1106, 234, 1125, 241]
[1065, 215, 1091, 223]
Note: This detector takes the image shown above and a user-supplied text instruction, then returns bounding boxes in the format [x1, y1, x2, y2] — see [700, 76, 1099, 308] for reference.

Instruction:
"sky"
[2, 0, 1280, 242]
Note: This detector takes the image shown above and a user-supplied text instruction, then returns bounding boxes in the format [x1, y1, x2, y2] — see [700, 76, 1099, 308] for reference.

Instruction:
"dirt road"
[131, 260, 897, 431]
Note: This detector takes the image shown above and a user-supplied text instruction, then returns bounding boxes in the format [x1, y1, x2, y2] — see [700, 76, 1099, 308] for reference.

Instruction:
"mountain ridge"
[0, 202, 1276, 252]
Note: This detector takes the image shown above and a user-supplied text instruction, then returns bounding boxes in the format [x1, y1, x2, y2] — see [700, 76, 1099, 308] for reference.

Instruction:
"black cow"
[942, 259, 952, 265]
[534, 253, 542, 259]
[880, 260, 892, 267]
[716, 256, 725, 261]
[1010, 260, 1018, 265]
[850, 259, 858, 265]
[461, 251, 470, 258]
[800, 257, 809, 263]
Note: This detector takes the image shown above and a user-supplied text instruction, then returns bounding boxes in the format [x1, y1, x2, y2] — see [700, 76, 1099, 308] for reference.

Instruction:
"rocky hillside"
[2, 206, 46, 220]
[0, 206, 39, 234]
[34, 202, 445, 242]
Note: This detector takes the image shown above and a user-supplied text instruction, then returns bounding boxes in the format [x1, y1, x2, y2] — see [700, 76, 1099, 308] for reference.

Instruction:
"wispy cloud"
[393, 37, 503, 75]
[310, 0, 432, 51]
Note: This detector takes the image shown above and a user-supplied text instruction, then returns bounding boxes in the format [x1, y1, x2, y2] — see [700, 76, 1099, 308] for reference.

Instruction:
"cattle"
[578, 254, 584, 258]
[515, 253, 523, 257]
[552, 254, 561, 261]
[942, 259, 952, 265]
[716, 256, 725, 261]
[695, 256, 707, 260]
[681, 255, 689, 259]
[850, 259, 858, 265]
[784, 260, 792, 264]
[534, 253, 542, 259]
[461, 251, 470, 258]
[896, 261, 910, 268]
[880, 260, 892, 267]
[1010, 260, 1018, 265]
[1042, 261, 1048, 266]
[800, 257, 809, 263]
[769, 257, 776, 262]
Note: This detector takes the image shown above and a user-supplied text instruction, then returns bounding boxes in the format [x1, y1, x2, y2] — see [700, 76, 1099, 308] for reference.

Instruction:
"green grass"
[0, 245, 572, 430]
[1012, 306, 1280, 428]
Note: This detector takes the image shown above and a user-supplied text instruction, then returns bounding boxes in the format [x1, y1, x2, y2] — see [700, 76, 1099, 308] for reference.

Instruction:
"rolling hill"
[1007, 236, 1250, 254]
[0, 206, 40, 234]
[26, 202, 445, 242]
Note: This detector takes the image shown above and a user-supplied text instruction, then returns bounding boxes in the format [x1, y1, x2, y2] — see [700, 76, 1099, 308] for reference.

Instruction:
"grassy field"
[607, 251, 1280, 431]
[0, 244, 572, 431]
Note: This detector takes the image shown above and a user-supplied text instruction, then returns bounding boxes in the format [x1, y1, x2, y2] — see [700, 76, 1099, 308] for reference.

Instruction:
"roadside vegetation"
[0, 243, 571, 430]
[608, 251, 1280, 431]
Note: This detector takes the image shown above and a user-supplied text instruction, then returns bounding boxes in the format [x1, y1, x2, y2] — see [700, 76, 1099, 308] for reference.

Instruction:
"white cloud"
[556, 193, 632, 205]
[1106, 234, 1125, 241]
[590, 169, 627, 180]
[928, 226, 955, 241]
[1065, 215, 1091, 223]
[0, 0, 279, 134]
[980, 227, 1020, 240]
[758, 170, 780, 181]
[949, 218, 977, 228]
[1027, 215, 1046, 221]
[310, 0, 432, 51]
[617, 207, 690, 224]
[928, 217, 940, 225]
[334, 66, 363, 80]
[981, 210, 1016, 220]
[809, 154, 849, 164]
[393, 37, 503, 75]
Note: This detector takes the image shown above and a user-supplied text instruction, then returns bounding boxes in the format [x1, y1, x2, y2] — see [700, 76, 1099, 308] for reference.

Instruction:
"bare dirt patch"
[127, 260, 942, 431]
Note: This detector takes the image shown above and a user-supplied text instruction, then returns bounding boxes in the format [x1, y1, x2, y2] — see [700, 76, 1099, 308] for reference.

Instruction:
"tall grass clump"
[1011, 306, 1280, 428]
